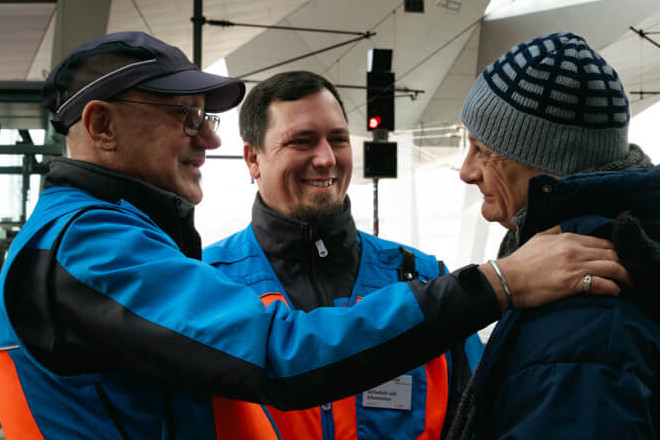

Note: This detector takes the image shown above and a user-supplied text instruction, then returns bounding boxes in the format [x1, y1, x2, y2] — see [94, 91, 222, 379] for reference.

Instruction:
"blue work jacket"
[204, 225, 483, 440]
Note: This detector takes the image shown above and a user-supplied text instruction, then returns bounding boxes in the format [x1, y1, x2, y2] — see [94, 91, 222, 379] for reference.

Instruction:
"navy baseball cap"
[43, 31, 245, 134]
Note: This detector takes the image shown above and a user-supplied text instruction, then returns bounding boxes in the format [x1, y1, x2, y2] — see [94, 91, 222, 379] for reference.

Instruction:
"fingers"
[492, 231, 628, 310]
[537, 227, 617, 253]
[580, 258, 631, 288]
[535, 225, 561, 235]
[560, 232, 615, 250]
[584, 275, 622, 296]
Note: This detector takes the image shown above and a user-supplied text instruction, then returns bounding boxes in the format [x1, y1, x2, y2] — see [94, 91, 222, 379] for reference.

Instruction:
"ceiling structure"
[2, 0, 660, 138]
[0, 0, 659, 239]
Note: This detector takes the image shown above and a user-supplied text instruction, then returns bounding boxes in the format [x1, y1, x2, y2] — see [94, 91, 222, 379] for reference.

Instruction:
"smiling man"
[246, 80, 352, 224]
[203, 70, 486, 440]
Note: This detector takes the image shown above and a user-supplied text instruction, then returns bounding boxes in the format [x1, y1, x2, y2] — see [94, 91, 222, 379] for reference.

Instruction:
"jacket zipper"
[310, 232, 335, 440]
[321, 402, 335, 440]
[315, 239, 328, 257]
[308, 230, 325, 308]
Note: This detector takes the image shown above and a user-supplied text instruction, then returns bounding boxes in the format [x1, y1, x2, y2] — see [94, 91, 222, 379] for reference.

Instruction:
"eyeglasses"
[111, 99, 221, 137]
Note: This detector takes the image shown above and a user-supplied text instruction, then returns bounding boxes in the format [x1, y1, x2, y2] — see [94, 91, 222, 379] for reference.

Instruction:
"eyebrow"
[468, 134, 486, 148]
[287, 128, 349, 137]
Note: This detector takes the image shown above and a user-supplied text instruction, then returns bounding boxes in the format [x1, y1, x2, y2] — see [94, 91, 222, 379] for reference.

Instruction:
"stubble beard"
[288, 193, 344, 224]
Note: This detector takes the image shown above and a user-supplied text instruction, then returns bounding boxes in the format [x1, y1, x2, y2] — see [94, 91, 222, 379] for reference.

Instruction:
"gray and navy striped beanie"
[461, 32, 629, 176]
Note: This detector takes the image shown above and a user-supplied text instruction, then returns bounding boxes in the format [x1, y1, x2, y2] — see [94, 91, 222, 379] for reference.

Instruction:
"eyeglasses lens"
[184, 107, 205, 136]
[183, 107, 220, 136]
[206, 115, 221, 133]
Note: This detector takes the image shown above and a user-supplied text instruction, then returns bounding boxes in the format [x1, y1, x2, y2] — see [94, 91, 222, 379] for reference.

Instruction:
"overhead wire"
[131, 0, 154, 35]
[321, 3, 403, 76]
[343, 0, 514, 132]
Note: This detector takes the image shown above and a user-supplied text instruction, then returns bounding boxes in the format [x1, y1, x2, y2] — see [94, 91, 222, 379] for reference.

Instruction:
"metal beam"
[0, 144, 63, 155]
[0, 81, 48, 130]
[0, 164, 51, 175]
[0, 82, 43, 102]
[207, 155, 243, 160]
[192, 0, 203, 68]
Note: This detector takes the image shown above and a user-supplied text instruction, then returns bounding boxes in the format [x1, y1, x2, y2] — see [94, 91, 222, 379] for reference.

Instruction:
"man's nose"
[312, 139, 336, 168]
[194, 122, 221, 150]
[459, 155, 478, 184]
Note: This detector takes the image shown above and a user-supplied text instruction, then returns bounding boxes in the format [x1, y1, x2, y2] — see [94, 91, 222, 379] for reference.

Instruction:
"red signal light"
[368, 116, 382, 129]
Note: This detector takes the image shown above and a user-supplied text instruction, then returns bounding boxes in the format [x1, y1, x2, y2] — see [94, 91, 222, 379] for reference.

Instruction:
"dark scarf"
[251, 194, 361, 312]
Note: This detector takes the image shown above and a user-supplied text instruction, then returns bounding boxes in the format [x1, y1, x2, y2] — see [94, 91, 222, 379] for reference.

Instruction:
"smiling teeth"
[309, 180, 333, 188]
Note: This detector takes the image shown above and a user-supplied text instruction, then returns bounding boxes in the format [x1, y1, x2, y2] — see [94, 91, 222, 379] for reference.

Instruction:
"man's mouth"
[307, 179, 335, 188]
[182, 157, 205, 168]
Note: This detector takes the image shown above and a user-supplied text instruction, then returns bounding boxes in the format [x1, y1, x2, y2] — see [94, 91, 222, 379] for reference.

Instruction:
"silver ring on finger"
[582, 274, 592, 294]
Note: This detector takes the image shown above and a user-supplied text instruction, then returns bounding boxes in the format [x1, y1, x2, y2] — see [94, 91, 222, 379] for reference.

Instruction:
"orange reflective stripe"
[213, 397, 279, 440]
[259, 293, 287, 307]
[419, 353, 449, 440]
[328, 396, 357, 440]
[263, 396, 356, 440]
[264, 355, 449, 440]
[0, 351, 45, 440]
[267, 404, 323, 440]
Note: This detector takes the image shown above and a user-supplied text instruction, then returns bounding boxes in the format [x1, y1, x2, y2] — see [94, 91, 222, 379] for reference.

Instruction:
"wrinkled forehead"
[467, 132, 496, 153]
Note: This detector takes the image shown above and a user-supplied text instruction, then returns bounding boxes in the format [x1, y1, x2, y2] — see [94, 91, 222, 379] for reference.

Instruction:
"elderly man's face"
[109, 92, 220, 204]
[459, 134, 542, 230]
[245, 88, 352, 222]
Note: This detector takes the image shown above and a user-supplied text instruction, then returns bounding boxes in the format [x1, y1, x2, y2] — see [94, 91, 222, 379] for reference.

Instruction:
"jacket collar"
[519, 165, 660, 245]
[44, 157, 201, 259]
[251, 194, 357, 262]
[500, 145, 655, 255]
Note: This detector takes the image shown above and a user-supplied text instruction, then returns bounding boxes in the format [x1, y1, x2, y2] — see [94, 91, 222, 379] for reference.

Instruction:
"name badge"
[362, 375, 412, 411]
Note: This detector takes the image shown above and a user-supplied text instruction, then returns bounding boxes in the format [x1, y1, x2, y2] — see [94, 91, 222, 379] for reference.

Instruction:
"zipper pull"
[315, 239, 328, 257]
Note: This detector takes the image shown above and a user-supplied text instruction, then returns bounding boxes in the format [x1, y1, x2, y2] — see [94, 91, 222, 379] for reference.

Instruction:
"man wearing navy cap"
[0, 32, 628, 439]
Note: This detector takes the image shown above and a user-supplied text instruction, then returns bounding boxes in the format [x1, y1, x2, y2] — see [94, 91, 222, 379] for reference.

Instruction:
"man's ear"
[81, 100, 116, 151]
[244, 143, 261, 179]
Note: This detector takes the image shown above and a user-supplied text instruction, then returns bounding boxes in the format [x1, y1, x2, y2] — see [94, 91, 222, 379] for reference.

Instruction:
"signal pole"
[365, 48, 396, 237]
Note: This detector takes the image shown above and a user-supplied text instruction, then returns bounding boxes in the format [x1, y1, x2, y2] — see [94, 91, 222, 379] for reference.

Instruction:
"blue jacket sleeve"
[48, 208, 500, 410]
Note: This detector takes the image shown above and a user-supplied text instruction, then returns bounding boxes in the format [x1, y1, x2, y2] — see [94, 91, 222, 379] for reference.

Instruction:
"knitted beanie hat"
[461, 31, 629, 176]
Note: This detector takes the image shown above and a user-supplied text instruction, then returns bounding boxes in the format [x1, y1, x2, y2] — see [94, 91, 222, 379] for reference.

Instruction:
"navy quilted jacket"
[474, 166, 660, 439]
